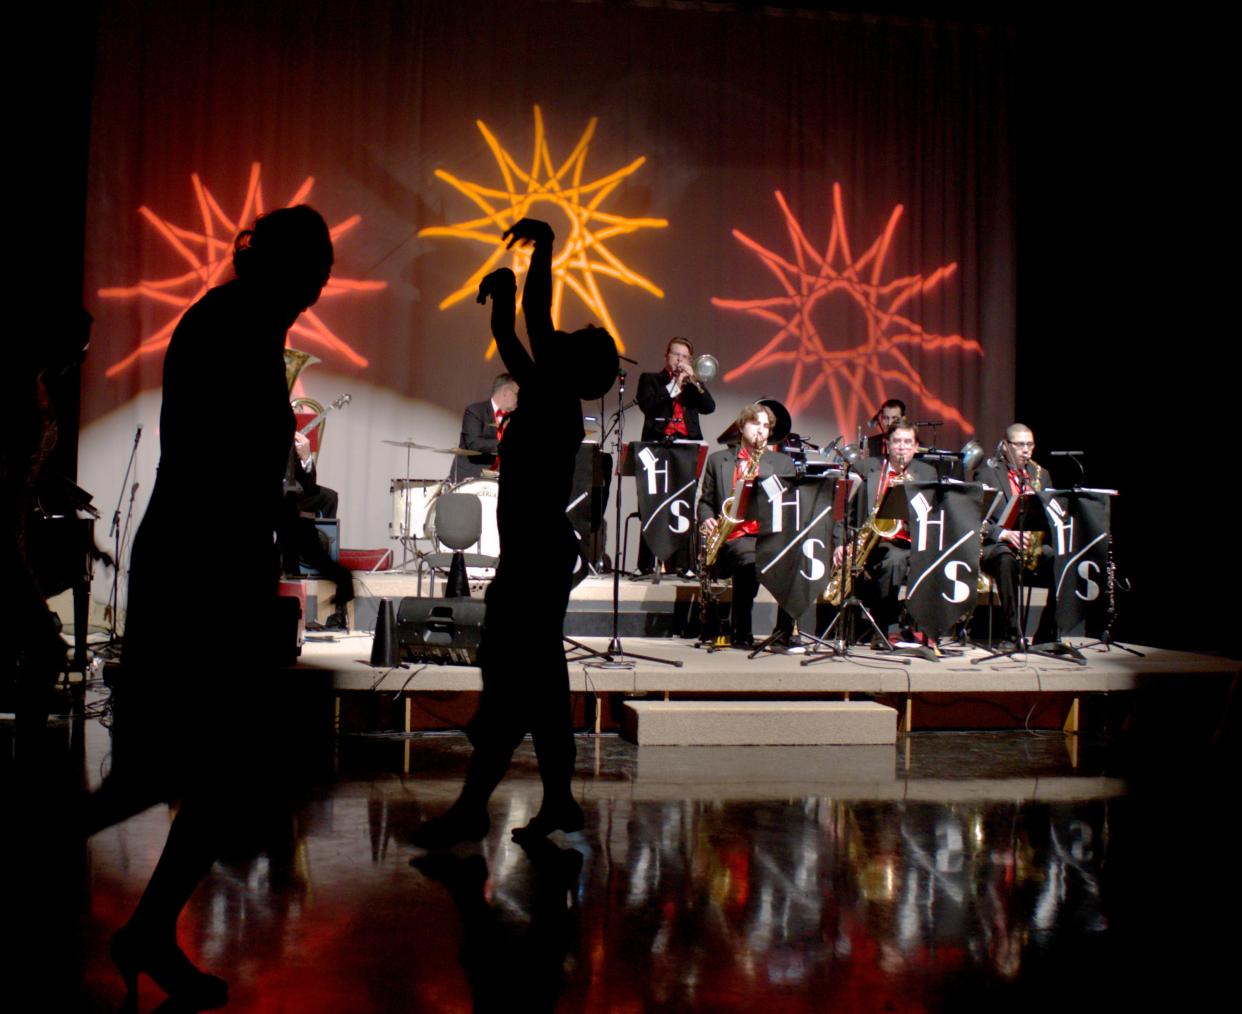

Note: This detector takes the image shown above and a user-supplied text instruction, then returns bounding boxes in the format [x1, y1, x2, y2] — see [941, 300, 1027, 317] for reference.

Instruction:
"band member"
[281, 429, 353, 630]
[833, 418, 936, 641]
[864, 398, 907, 459]
[635, 338, 715, 575]
[698, 403, 796, 648]
[978, 423, 1056, 646]
[452, 373, 519, 481]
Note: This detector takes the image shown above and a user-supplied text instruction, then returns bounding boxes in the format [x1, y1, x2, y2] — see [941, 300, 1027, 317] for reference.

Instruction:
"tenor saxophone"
[1019, 460, 1044, 571]
[824, 471, 906, 606]
[701, 449, 763, 567]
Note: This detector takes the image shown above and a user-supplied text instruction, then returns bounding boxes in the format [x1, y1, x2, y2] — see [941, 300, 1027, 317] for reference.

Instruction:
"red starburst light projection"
[713, 183, 982, 435]
[101, 163, 385, 379]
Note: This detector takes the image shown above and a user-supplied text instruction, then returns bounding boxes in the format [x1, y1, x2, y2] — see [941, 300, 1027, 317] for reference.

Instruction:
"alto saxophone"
[825, 470, 906, 606]
[701, 449, 763, 568]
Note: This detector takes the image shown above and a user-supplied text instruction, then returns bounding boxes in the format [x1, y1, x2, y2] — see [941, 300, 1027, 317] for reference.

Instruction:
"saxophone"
[1018, 460, 1044, 570]
[825, 470, 906, 606]
[701, 448, 763, 567]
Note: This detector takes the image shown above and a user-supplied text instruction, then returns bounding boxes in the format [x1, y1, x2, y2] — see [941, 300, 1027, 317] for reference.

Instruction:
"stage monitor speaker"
[395, 596, 486, 665]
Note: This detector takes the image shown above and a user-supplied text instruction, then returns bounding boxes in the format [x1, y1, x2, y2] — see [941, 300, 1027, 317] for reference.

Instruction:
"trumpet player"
[831, 419, 936, 643]
[636, 337, 717, 575]
[697, 403, 796, 648]
[978, 423, 1055, 648]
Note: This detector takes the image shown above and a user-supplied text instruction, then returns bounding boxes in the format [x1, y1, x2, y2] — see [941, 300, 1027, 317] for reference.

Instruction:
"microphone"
[1048, 450, 1084, 456]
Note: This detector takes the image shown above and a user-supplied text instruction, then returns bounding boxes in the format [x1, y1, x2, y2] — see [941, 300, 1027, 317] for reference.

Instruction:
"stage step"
[623, 700, 899, 746]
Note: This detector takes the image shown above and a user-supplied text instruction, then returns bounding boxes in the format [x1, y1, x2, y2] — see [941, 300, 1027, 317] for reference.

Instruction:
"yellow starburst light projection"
[714, 183, 982, 434]
[101, 162, 385, 379]
[419, 105, 668, 356]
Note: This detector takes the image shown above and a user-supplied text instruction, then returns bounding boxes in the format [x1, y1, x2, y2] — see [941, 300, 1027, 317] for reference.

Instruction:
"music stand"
[575, 368, 682, 670]
[802, 463, 912, 667]
[748, 470, 838, 658]
[972, 489, 1084, 665]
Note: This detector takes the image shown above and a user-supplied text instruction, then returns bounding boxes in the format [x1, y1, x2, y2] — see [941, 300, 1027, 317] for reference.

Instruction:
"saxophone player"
[978, 424, 1056, 648]
[831, 418, 936, 643]
[697, 403, 796, 648]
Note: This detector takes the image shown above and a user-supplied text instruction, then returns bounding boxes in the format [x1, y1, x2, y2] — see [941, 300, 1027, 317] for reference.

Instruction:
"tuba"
[284, 347, 320, 393]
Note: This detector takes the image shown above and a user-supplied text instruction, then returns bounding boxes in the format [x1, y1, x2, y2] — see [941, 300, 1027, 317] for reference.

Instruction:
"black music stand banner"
[901, 481, 984, 640]
[1040, 489, 1113, 637]
[755, 473, 838, 619]
[632, 442, 704, 563]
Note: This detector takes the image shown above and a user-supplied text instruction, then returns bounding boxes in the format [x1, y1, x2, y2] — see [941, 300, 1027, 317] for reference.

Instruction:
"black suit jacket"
[697, 447, 796, 526]
[976, 460, 1052, 545]
[637, 370, 715, 442]
[452, 399, 499, 481]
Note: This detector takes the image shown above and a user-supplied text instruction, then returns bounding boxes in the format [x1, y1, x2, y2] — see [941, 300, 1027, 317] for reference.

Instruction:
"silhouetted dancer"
[412, 218, 617, 848]
[98, 205, 334, 1011]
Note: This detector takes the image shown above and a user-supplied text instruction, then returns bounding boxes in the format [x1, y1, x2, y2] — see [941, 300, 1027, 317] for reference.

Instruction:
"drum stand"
[575, 367, 682, 670]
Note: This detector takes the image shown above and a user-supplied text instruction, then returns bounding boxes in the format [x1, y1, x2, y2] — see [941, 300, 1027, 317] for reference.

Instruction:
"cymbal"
[381, 439, 475, 455]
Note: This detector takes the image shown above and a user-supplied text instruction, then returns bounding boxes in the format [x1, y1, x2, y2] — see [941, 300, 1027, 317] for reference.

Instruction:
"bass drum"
[426, 476, 501, 578]
[389, 478, 450, 540]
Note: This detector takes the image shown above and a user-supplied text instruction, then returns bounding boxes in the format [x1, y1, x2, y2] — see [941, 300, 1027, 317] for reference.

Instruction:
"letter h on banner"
[760, 474, 800, 534]
[910, 491, 945, 553]
[637, 446, 669, 495]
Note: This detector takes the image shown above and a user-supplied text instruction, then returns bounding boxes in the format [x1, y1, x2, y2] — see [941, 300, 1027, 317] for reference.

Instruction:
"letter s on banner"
[1075, 559, 1101, 602]
[801, 538, 827, 582]
[669, 499, 691, 534]
[941, 560, 973, 604]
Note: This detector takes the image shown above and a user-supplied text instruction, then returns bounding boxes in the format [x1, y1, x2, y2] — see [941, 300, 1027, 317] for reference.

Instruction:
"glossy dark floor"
[5, 683, 1237, 1013]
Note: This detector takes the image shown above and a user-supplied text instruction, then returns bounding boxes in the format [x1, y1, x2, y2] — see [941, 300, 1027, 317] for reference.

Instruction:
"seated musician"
[452, 373, 519, 482]
[864, 398, 907, 460]
[978, 423, 1056, 647]
[697, 403, 795, 648]
[636, 337, 715, 575]
[283, 426, 353, 630]
[832, 418, 936, 644]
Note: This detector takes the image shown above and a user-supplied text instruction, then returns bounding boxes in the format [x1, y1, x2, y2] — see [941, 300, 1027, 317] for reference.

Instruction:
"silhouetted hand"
[477, 268, 517, 305]
[502, 218, 554, 249]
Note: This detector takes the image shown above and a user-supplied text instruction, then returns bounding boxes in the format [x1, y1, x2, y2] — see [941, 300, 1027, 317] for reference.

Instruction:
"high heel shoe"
[511, 799, 585, 844]
[111, 924, 228, 1010]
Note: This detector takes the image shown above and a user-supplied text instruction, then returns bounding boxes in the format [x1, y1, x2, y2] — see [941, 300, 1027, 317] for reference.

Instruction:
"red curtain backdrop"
[84, 0, 1017, 448]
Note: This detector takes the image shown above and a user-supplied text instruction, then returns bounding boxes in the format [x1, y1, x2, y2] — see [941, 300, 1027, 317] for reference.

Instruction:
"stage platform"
[300, 630, 1238, 735]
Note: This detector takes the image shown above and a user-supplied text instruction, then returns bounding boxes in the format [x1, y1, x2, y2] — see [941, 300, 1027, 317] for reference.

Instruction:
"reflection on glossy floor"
[6, 686, 1236, 1012]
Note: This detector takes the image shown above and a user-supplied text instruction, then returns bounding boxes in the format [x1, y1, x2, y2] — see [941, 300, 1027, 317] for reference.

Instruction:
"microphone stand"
[567, 367, 681, 670]
[107, 423, 142, 644]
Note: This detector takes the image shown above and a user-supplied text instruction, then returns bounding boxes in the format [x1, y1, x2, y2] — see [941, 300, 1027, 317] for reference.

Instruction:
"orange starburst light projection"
[419, 105, 668, 356]
[101, 163, 385, 379]
[713, 184, 982, 433]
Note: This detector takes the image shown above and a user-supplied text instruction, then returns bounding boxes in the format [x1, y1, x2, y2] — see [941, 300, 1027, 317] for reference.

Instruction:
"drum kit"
[382, 439, 500, 578]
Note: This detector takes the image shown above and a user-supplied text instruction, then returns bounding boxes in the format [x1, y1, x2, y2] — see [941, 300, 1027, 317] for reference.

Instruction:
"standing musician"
[451, 373, 519, 481]
[864, 398, 907, 459]
[698, 403, 796, 648]
[636, 338, 716, 575]
[832, 418, 936, 643]
[978, 423, 1056, 647]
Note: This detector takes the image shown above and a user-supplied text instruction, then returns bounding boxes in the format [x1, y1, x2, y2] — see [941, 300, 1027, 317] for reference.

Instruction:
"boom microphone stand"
[106, 423, 143, 644]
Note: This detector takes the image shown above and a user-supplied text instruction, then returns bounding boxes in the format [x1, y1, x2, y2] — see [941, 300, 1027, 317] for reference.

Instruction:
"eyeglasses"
[1007, 440, 1034, 449]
